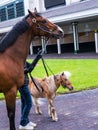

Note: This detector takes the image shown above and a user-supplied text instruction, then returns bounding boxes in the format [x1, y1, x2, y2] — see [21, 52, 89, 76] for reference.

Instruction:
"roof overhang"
[48, 8, 98, 25]
[0, 26, 12, 33]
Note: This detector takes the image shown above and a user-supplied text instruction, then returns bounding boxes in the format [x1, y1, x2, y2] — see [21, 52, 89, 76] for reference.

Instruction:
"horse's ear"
[28, 9, 32, 15]
[28, 9, 35, 18]
[34, 7, 37, 13]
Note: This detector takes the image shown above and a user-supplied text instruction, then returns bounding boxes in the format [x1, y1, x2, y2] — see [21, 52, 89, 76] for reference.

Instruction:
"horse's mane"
[0, 18, 30, 52]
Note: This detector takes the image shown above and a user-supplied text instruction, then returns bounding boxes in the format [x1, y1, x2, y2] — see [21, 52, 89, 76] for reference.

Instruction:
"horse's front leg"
[48, 99, 58, 122]
[4, 87, 17, 130]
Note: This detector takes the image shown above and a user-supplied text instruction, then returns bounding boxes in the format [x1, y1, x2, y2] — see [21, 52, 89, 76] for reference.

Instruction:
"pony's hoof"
[38, 112, 42, 115]
[36, 111, 42, 115]
[52, 117, 58, 122]
[48, 114, 52, 117]
[55, 118, 58, 122]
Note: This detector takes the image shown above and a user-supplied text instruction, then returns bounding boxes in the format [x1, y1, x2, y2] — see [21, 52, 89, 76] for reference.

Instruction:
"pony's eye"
[42, 20, 47, 24]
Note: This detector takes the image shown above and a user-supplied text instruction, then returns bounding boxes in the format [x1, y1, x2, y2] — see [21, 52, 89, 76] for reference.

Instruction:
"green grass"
[29, 59, 98, 93]
[0, 59, 98, 99]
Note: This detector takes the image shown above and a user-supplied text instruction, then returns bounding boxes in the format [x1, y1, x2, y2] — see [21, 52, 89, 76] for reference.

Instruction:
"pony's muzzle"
[69, 86, 74, 91]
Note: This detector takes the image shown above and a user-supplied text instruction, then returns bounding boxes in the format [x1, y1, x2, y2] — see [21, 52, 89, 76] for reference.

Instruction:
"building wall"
[66, 0, 80, 6]
[29, 0, 81, 12]
[0, 0, 82, 23]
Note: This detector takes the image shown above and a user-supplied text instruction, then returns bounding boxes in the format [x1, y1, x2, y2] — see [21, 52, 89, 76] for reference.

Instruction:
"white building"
[0, 0, 98, 54]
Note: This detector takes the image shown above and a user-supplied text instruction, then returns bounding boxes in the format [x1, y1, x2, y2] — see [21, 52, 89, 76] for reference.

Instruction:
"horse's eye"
[42, 20, 47, 24]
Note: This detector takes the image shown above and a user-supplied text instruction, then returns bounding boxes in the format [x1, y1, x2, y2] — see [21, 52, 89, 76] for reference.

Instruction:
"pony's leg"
[32, 97, 42, 114]
[4, 87, 17, 130]
[48, 99, 58, 122]
[48, 103, 52, 117]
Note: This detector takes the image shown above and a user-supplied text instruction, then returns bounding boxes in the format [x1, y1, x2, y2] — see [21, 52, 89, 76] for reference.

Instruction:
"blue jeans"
[19, 85, 32, 126]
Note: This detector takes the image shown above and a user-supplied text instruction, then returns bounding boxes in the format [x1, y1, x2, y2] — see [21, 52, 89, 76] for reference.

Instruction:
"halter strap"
[36, 24, 57, 35]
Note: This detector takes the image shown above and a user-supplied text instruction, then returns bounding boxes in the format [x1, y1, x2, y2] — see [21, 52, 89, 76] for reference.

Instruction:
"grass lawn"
[28, 58, 98, 93]
[0, 59, 98, 99]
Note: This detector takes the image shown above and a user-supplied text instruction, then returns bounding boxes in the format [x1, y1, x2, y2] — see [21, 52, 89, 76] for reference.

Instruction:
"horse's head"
[27, 8, 64, 39]
[60, 71, 74, 91]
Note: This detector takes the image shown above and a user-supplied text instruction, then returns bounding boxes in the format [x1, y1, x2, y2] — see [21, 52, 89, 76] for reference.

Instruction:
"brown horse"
[0, 8, 64, 130]
[29, 71, 73, 122]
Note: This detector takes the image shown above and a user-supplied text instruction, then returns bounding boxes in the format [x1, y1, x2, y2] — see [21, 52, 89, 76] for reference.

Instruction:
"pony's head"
[27, 8, 64, 38]
[60, 71, 74, 91]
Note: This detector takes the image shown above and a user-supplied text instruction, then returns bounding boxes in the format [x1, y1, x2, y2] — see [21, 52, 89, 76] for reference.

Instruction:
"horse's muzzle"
[53, 31, 64, 39]
[56, 26, 64, 38]
[59, 30, 64, 37]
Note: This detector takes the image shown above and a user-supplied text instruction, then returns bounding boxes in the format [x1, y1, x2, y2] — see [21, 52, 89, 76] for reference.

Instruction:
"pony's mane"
[0, 18, 29, 52]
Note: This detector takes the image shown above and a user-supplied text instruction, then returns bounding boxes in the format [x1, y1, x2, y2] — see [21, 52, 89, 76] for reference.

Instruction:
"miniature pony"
[29, 71, 73, 121]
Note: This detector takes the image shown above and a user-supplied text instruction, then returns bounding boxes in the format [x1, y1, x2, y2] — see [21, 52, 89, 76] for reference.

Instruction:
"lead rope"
[41, 57, 49, 77]
[29, 72, 40, 92]
[41, 37, 55, 77]
[41, 57, 55, 77]
[28, 37, 49, 92]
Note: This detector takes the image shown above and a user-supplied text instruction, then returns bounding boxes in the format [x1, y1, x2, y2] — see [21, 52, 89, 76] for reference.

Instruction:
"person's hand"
[24, 68, 29, 74]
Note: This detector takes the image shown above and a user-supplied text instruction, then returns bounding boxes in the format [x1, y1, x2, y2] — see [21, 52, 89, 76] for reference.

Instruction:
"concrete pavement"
[1, 88, 98, 130]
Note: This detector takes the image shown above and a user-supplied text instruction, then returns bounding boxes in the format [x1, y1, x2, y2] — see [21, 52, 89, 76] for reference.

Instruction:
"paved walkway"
[1, 88, 98, 130]
[29, 52, 98, 59]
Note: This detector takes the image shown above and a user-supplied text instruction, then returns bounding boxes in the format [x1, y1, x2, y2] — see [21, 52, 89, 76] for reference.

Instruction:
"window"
[0, 0, 24, 22]
[44, 0, 66, 9]
[0, 8, 6, 21]
[16, 1, 24, 17]
[7, 4, 14, 20]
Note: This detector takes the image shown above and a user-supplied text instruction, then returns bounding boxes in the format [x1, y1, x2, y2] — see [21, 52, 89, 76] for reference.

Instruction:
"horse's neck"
[47, 76, 60, 92]
[5, 29, 33, 63]
[54, 75, 61, 90]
